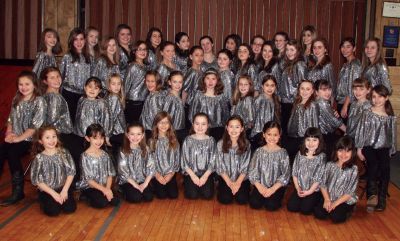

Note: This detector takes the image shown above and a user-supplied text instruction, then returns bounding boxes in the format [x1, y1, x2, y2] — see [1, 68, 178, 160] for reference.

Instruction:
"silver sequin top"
[321, 161, 358, 205]
[315, 98, 343, 134]
[251, 94, 276, 137]
[234, 64, 258, 88]
[162, 94, 185, 130]
[362, 63, 392, 93]
[124, 63, 149, 101]
[31, 148, 76, 190]
[183, 68, 203, 94]
[8, 97, 46, 141]
[216, 140, 251, 181]
[181, 135, 217, 176]
[43, 92, 73, 134]
[78, 151, 116, 189]
[60, 53, 91, 94]
[32, 52, 57, 77]
[92, 57, 121, 89]
[280, 61, 307, 103]
[147, 49, 159, 71]
[248, 148, 290, 188]
[157, 63, 175, 86]
[118, 147, 155, 184]
[73, 97, 111, 137]
[346, 100, 372, 138]
[231, 96, 255, 129]
[307, 63, 336, 94]
[188, 91, 230, 128]
[150, 137, 180, 176]
[288, 102, 319, 138]
[257, 63, 282, 93]
[200, 59, 218, 72]
[119, 46, 131, 79]
[105, 94, 126, 136]
[336, 59, 361, 103]
[140, 92, 165, 130]
[355, 109, 397, 155]
[292, 152, 326, 191]
[174, 55, 188, 75]
[219, 69, 234, 101]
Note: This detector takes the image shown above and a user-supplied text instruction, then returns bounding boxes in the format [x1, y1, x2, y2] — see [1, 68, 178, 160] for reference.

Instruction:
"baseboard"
[0, 59, 34, 66]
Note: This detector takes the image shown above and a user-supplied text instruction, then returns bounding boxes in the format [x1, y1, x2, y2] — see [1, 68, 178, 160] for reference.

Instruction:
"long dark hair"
[292, 79, 315, 110]
[361, 37, 386, 71]
[67, 27, 89, 63]
[187, 45, 204, 68]
[221, 116, 249, 154]
[38, 28, 62, 54]
[224, 34, 242, 55]
[84, 123, 106, 150]
[12, 71, 41, 108]
[261, 75, 281, 123]
[260, 41, 279, 73]
[85, 26, 101, 59]
[372, 85, 394, 116]
[100, 36, 120, 67]
[122, 123, 148, 158]
[39, 66, 61, 94]
[299, 127, 325, 156]
[31, 125, 63, 158]
[261, 121, 282, 146]
[308, 37, 331, 69]
[331, 136, 357, 169]
[283, 39, 303, 75]
[149, 112, 178, 152]
[189, 112, 210, 135]
[198, 69, 224, 95]
[175, 32, 189, 57]
[146, 27, 163, 52]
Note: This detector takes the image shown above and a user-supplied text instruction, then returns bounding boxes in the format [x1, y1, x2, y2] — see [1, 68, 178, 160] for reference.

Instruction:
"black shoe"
[0, 172, 25, 206]
[375, 201, 386, 211]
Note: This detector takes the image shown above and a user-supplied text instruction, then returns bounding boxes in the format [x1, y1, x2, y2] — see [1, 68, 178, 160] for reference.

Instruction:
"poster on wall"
[382, 2, 400, 18]
[383, 26, 399, 48]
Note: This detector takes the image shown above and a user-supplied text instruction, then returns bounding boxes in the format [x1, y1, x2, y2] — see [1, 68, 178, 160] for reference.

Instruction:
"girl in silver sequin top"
[157, 41, 178, 86]
[224, 34, 242, 74]
[149, 112, 180, 199]
[145, 27, 163, 71]
[251, 35, 266, 73]
[85, 27, 100, 73]
[30, 126, 76, 216]
[174, 32, 190, 75]
[287, 127, 326, 215]
[115, 24, 133, 79]
[163, 71, 186, 133]
[234, 44, 258, 89]
[216, 116, 252, 205]
[217, 49, 235, 101]
[257, 42, 281, 94]
[182, 46, 204, 103]
[248, 121, 290, 211]
[300, 25, 317, 66]
[231, 75, 255, 131]
[200, 36, 218, 72]
[32, 28, 62, 78]
[314, 136, 358, 223]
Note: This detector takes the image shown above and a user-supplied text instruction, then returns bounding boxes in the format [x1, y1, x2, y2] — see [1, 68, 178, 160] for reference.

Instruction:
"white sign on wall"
[383, 2, 400, 18]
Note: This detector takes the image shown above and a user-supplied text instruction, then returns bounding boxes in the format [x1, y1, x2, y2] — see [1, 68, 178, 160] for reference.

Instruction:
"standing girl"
[314, 136, 359, 223]
[118, 123, 155, 203]
[224, 34, 242, 74]
[124, 41, 149, 124]
[182, 46, 204, 102]
[250, 35, 266, 71]
[188, 69, 230, 141]
[200, 36, 218, 72]
[33, 28, 62, 78]
[0, 71, 46, 206]
[257, 41, 281, 94]
[60, 27, 91, 122]
[145, 27, 163, 71]
[299, 25, 317, 64]
[149, 112, 180, 199]
[287, 127, 326, 215]
[361, 37, 392, 93]
[181, 113, 217, 199]
[115, 24, 133, 79]
[248, 121, 290, 211]
[217, 49, 235, 101]
[234, 44, 258, 87]
[216, 116, 251, 204]
[30, 126, 76, 216]
[174, 32, 190, 75]
[157, 41, 177, 85]
[85, 26, 100, 71]
[273, 31, 289, 59]
[78, 124, 119, 208]
[356, 85, 396, 211]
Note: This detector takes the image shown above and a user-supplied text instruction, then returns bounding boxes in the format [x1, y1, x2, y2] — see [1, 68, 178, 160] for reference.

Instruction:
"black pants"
[109, 134, 124, 167]
[152, 175, 179, 199]
[82, 188, 119, 208]
[0, 141, 31, 175]
[62, 89, 82, 125]
[125, 100, 144, 124]
[283, 136, 303, 163]
[314, 200, 355, 223]
[249, 186, 286, 211]
[38, 188, 76, 216]
[323, 132, 340, 160]
[287, 190, 321, 215]
[121, 182, 153, 203]
[176, 129, 188, 145]
[183, 175, 214, 200]
[209, 127, 224, 142]
[217, 177, 250, 205]
[67, 135, 86, 182]
[281, 103, 293, 135]
[363, 147, 391, 197]
[250, 132, 264, 152]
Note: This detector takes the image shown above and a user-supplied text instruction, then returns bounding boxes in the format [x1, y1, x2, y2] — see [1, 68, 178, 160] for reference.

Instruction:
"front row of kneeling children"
[31, 112, 359, 224]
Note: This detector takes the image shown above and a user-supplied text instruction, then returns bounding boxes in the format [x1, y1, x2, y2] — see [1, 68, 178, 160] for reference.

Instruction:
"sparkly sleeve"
[173, 145, 181, 173]
[104, 153, 115, 177]
[145, 152, 156, 177]
[30, 97, 46, 129]
[208, 138, 217, 172]
[320, 162, 330, 189]
[238, 144, 251, 176]
[354, 111, 368, 148]
[318, 99, 343, 130]
[325, 64, 336, 95]
[312, 153, 326, 185]
[244, 96, 255, 125]
[180, 138, 190, 172]
[271, 63, 282, 86]
[30, 156, 42, 186]
[80, 154, 95, 181]
[60, 55, 67, 80]
[344, 166, 358, 197]
[32, 52, 45, 77]
[92, 58, 108, 89]
[248, 149, 261, 184]
[99, 100, 112, 137]
[349, 61, 362, 101]
[292, 152, 300, 178]
[118, 151, 130, 183]
[216, 142, 225, 175]
[63, 149, 76, 177]
[188, 92, 201, 123]
[378, 64, 392, 94]
[391, 117, 397, 156]
[248, 64, 258, 84]
[294, 61, 307, 88]
[276, 150, 290, 186]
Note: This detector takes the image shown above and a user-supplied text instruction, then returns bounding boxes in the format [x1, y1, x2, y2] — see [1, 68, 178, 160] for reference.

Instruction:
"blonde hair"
[106, 73, 125, 108]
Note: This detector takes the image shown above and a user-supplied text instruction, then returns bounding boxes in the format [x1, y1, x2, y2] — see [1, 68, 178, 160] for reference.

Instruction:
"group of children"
[0, 24, 396, 225]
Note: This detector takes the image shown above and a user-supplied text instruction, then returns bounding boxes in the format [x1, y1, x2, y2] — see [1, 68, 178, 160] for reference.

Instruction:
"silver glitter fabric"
[346, 100, 372, 138]
[250, 94, 276, 137]
[183, 68, 203, 94]
[321, 161, 358, 205]
[307, 63, 336, 94]
[292, 152, 326, 191]
[124, 63, 149, 101]
[162, 94, 185, 130]
[279, 61, 307, 103]
[43, 92, 73, 134]
[9, 96, 46, 141]
[73, 97, 111, 137]
[105, 94, 126, 135]
[150, 137, 180, 176]
[147, 49, 159, 71]
[140, 92, 165, 130]
[92, 57, 121, 89]
[89, 55, 98, 75]
[119, 46, 131, 80]
[181, 135, 217, 176]
[362, 63, 392, 93]
[31, 148, 76, 190]
[200, 59, 218, 72]
[118, 147, 155, 184]
[173, 55, 189, 76]
[231, 96, 255, 129]
[188, 91, 230, 128]
[32, 52, 57, 77]
[287, 102, 319, 138]
[248, 147, 290, 188]
[257, 63, 282, 93]
[60, 53, 91, 94]
[355, 109, 397, 155]
[234, 64, 258, 88]
[78, 150, 116, 189]
[336, 59, 361, 104]
[216, 140, 251, 181]
[219, 69, 235, 101]
[315, 98, 343, 134]
[157, 63, 175, 86]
